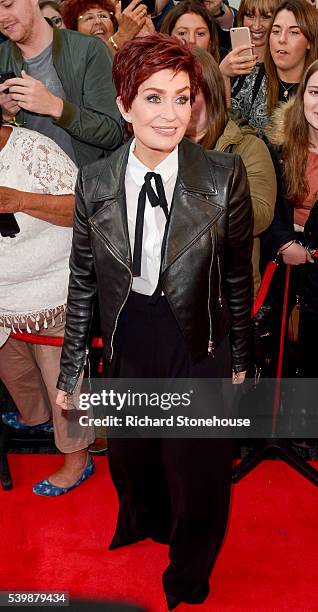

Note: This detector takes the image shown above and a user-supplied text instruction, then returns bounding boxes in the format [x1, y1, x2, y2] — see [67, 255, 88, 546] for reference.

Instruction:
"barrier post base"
[232, 438, 318, 487]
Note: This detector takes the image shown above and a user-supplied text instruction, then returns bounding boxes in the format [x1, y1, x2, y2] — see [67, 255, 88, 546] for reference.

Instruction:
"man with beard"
[0, 0, 122, 167]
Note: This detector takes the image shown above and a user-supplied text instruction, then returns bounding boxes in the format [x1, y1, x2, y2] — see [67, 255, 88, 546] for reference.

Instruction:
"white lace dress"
[0, 126, 77, 345]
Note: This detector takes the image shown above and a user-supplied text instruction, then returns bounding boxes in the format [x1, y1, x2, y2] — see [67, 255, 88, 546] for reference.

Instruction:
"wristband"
[7, 116, 23, 128]
[109, 35, 119, 52]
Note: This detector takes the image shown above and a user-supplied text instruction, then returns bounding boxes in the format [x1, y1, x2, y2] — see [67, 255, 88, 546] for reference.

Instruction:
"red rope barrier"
[9, 331, 103, 347]
[8, 260, 278, 347]
[252, 260, 278, 317]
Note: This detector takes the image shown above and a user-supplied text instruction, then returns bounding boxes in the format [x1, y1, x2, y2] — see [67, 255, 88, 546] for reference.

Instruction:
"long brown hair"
[282, 59, 318, 204]
[160, 0, 220, 63]
[191, 48, 228, 149]
[264, 0, 318, 115]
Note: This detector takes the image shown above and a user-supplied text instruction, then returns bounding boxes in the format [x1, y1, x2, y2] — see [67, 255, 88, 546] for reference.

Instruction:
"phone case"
[230, 27, 253, 57]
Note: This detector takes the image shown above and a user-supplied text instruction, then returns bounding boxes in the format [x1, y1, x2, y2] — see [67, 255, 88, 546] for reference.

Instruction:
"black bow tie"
[132, 172, 169, 278]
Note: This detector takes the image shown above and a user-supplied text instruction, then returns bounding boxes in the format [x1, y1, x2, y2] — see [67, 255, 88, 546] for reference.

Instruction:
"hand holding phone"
[219, 28, 257, 79]
[0, 71, 21, 120]
[0, 72, 16, 94]
[114, 0, 152, 44]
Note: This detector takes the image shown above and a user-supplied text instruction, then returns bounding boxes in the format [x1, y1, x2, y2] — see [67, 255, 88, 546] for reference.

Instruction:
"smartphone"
[121, 0, 155, 14]
[230, 27, 253, 57]
[0, 213, 20, 238]
[0, 71, 16, 94]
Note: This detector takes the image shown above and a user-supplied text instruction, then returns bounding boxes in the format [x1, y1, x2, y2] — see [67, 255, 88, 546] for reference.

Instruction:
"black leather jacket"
[57, 138, 253, 393]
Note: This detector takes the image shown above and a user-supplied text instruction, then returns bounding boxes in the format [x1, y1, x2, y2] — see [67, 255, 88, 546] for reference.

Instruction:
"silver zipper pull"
[84, 347, 92, 394]
[254, 365, 261, 386]
[208, 340, 215, 357]
[84, 347, 89, 366]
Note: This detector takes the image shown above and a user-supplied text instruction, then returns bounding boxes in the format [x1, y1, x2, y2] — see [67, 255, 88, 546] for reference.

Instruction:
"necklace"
[278, 78, 297, 100]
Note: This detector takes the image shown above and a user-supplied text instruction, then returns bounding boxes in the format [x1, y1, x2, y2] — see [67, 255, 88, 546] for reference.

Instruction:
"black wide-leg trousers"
[105, 292, 233, 609]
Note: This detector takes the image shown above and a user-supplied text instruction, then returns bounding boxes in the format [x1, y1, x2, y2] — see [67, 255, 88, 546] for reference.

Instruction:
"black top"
[261, 144, 318, 313]
[278, 80, 298, 103]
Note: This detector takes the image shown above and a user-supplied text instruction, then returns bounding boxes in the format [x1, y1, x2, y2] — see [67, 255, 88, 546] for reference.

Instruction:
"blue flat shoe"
[32, 456, 95, 496]
[1, 411, 53, 433]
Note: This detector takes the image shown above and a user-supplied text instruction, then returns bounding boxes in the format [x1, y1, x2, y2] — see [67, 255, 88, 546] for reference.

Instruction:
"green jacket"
[0, 26, 122, 167]
[216, 110, 276, 295]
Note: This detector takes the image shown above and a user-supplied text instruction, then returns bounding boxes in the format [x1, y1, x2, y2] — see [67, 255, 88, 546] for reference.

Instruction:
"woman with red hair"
[57, 33, 252, 609]
[62, 0, 154, 54]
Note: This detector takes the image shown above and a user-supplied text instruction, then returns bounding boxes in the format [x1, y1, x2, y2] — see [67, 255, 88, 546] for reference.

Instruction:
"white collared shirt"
[125, 140, 178, 295]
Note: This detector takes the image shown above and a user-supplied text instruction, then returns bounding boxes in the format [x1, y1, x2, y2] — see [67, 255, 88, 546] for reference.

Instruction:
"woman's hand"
[204, 0, 234, 29]
[0, 82, 20, 120]
[280, 242, 308, 265]
[56, 390, 69, 411]
[114, 0, 147, 46]
[136, 15, 155, 37]
[232, 370, 246, 385]
[219, 47, 257, 78]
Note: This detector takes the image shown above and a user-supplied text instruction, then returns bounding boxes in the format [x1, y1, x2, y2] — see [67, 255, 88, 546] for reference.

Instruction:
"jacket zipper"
[109, 275, 132, 361]
[213, 225, 223, 308]
[208, 228, 215, 357]
[217, 252, 222, 307]
[90, 224, 133, 362]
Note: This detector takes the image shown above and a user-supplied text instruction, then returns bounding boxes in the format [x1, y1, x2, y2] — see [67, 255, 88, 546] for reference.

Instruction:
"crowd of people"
[0, 0, 318, 608]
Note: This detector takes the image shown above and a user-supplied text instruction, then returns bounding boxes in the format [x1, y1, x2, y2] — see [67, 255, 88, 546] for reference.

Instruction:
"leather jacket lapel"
[89, 192, 132, 267]
[89, 142, 132, 266]
[162, 139, 224, 272]
[88, 138, 224, 272]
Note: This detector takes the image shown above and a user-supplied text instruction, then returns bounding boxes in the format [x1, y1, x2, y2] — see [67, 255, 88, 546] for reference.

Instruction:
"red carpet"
[1, 455, 318, 611]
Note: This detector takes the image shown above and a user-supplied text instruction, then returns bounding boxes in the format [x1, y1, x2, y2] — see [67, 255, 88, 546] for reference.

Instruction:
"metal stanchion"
[233, 264, 318, 487]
